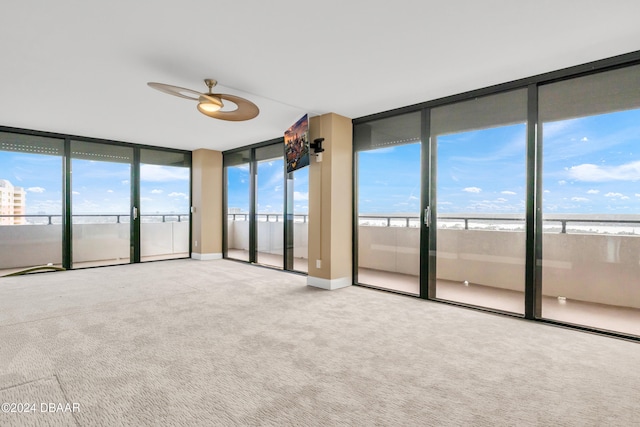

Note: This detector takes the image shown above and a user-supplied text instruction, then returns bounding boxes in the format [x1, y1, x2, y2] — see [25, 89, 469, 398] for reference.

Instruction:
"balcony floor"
[358, 267, 640, 337]
[227, 249, 308, 273]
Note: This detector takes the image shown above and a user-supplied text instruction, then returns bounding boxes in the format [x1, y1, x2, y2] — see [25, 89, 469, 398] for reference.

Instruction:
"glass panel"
[0, 133, 63, 275]
[432, 89, 527, 314]
[255, 145, 284, 268]
[355, 111, 421, 295]
[292, 166, 308, 272]
[140, 149, 190, 261]
[71, 141, 133, 268]
[226, 150, 250, 261]
[540, 65, 640, 336]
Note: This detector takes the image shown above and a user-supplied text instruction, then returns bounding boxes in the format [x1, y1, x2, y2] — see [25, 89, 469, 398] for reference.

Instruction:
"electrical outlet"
[316, 260, 322, 269]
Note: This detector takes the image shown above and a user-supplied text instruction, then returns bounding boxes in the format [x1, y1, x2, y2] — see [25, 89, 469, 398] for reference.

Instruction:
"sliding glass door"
[255, 144, 285, 268]
[354, 112, 422, 295]
[225, 149, 251, 262]
[430, 90, 528, 314]
[140, 149, 191, 262]
[289, 166, 309, 272]
[71, 141, 133, 268]
[0, 133, 64, 275]
[539, 65, 640, 336]
[223, 141, 307, 272]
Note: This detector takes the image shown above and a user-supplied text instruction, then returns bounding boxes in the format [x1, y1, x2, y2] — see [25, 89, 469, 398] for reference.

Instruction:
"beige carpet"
[0, 259, 638, 426]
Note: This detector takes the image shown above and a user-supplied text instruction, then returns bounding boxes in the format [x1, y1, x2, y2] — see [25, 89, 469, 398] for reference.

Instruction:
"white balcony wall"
[227, 220, 249, 251]
[227, 220, 308, 259]
[72, 223, 130, 262]
[0, 222, 189, 269]
[141, 222, 190, 257]
[542, 233, 640, 309]
[257, 221, 283, 255]
[294, 222, 308, 260]
[0, 224, 62, 268]
[358, 226, 420, 275]
[357, 225, 640, 309]
[436, 229, 526, 292]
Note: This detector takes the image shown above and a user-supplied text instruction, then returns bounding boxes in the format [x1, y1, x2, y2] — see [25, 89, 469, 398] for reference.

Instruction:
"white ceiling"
[1, 1, 639, 152]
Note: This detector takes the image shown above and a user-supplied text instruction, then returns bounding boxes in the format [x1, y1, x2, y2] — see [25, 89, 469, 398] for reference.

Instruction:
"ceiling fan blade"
[198, 94, 260, 121]
[147, 82, 201, 101]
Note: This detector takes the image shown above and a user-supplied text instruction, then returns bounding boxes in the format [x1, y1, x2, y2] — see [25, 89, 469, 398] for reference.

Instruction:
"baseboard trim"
[307, 276, 351, 290]
[191, 253, 222, 261]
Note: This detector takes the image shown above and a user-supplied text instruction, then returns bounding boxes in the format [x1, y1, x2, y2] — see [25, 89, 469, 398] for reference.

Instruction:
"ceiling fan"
[147, 79, 259, 121]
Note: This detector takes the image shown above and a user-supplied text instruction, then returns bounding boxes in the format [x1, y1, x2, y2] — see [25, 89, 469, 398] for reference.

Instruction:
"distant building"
[0, 179, 26, 225]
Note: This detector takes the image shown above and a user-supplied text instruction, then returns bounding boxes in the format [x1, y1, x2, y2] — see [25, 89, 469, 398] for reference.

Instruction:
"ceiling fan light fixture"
[197, 94, 223, 113]
[148, 79, 259, 121]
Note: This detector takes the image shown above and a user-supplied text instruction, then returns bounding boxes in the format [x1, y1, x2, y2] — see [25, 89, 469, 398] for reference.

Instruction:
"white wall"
[227, 220, 308, 258]
[0, 222, 189, 268]
[357, 226, 640, 309]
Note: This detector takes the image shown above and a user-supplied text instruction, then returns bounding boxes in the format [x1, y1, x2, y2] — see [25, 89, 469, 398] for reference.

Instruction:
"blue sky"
[3, 107, 639, 218]
[227, 158, 309, 215]
[0, 153, 189, 215]
[358, 108, 640, 215]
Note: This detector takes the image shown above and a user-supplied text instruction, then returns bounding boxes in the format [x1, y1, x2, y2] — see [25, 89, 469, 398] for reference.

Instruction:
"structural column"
[307, 113, 353, 290]
[191, 149, 223, 260]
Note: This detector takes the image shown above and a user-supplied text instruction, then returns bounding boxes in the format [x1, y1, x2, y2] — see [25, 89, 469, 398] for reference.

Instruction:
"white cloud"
[140, 197, 153, 202]
[168, 192, 188, 199]
[603, 192, 630, 200]
[72, 191, 80, 195]
[544, 190, 551, 194]
[107, 189, 113, 193]
[151, 189, 163, 194]
[27, 186, 45, 193]
[571, 197, 589, 202]
[636, 194, 640, 198]
[496, 198, 507, 202]
[581, 137, 589, 142]
[586, 189, 599, 194]
[501, 191, 516, 195]
[568, 161, 640, 182]
[140, 164, 189, 182]
[558, 180, 567, 185]
[463, 187, 482, 193]
[293, 191, 308, 201]
[121, 180, 129, 185]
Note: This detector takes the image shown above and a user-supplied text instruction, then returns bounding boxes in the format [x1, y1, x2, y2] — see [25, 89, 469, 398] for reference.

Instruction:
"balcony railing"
[228, 213, 640, 235]
[228, 213, 308, 223]
[353, 211, 640, 236]
[0, 214, 189, 225]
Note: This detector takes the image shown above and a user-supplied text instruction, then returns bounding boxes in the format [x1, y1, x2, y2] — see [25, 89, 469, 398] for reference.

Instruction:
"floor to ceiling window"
[431, 89, 527, 314]
[255, 144, 285, 269]
[0, 128, 191, 274]
[140, 149, 191, 262]
[352, 54, 640, 339]
[225, 149, 251, 262]
[539, 65, 640, 336]
[223, 140, 308, 273]
[289, 165, 309, 272]
[0, 133, 64, 275]
[70, 141, 133, 268]
[354, 112, 422, 295]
